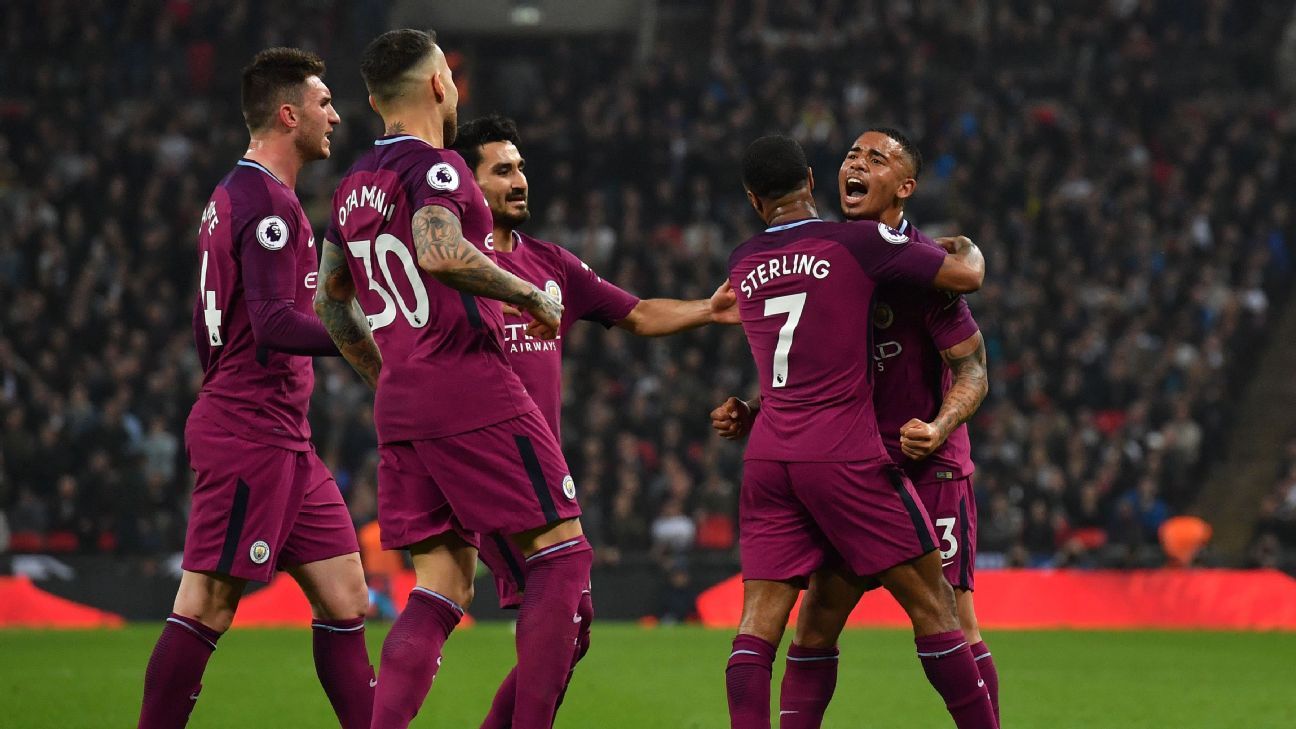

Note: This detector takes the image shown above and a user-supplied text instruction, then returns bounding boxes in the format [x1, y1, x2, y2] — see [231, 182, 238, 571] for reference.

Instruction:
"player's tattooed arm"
[411, 204, 562, 337]
[313, 239, 383, 389]
[899, 331, 989, 460]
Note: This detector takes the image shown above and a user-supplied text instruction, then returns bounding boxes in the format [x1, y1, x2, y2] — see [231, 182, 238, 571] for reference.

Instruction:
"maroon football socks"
[369, 588, 463, 729]
[777, 643, 839, 728]
[138, 613, 221, 729]
[726, 633, 777, 728]
[915, 631, 998, 729]
[311, 617, 375, 729]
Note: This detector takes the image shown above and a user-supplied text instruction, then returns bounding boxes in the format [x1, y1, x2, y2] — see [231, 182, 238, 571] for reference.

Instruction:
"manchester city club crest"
[426, 162, 460, 191]
[562, 475, 576, 500]
[545, 280, 562, 305]
[256, 216, 288, 251]
[249, 540, 271, 565]
[873, 302, 895, 329]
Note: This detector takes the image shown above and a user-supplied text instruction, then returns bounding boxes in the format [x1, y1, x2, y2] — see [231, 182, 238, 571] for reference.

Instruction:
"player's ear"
[278, 102, 299, 131]
[806, 167, 815, 193]
[745, 189, 763, 218]
[431, 71, 446, 104]
[896, 176, 916, 203]
[368, 94, 379, 115]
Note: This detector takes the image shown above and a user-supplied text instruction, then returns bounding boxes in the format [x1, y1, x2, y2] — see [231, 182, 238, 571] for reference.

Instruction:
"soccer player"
[313, 30, 584, 729]
[719, 135, 996, 729]
[138, 49, 373, 729]
[712, 128, 997, 728]
[449, 114, 739, 727]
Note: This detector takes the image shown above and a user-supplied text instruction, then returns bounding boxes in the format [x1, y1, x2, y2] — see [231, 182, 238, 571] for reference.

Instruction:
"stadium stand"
[1, 0, 1294, 578]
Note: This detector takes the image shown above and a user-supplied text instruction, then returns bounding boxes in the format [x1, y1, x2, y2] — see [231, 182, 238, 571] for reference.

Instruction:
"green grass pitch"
[1, 624, 1292, 727]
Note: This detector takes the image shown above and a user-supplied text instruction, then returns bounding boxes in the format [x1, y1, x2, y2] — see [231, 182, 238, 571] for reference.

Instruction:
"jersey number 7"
[764, 292, 806, 388]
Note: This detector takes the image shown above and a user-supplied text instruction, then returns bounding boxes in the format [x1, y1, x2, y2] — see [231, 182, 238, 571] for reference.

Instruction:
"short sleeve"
[412, 154, 470, 220]
[923, 291, 981, 352]
[845, 221, 946, 287]
[559, 247, 640, 327]
[238, 196, 302, 302]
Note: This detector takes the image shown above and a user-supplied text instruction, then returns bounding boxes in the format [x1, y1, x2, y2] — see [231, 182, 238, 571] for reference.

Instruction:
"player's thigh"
[182, 416, 303, 584]
[790, 460, 939, 579]
[955, 588, 982, 644]
[739, 578, 802, 646]
[795, 564, 874, 649]
[411, 411, 582, 540]
[876, 550, 959, 636]
[173, 569, 248, 633]
[407, 531, 480, 609]
[287, 552, 368, 621]
[915, 477, 977, 592]
[739, 459, 831, 585]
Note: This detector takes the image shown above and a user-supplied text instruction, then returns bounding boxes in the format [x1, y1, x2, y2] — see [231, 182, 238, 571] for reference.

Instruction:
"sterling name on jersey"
[191, 159, 319, 451]
[729, 219, 947, 462]
[325, 136, 535, 443]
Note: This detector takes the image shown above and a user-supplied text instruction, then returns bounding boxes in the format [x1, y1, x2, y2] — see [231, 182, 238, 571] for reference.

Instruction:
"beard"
[496, 205, 530, 227]
[442, 109, 458, 146]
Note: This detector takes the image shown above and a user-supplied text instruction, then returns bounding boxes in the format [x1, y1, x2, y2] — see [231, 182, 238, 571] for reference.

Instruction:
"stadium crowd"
[1, 0, 1294, 575]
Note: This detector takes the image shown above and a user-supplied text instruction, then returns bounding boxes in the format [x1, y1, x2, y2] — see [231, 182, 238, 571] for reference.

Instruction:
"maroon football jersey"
[325, 136, 535, 443]
[729, 218, 946, 462]
[871, 220, 979, 484]
[493, 230, 639, 440]
[191, 159, 320, 451]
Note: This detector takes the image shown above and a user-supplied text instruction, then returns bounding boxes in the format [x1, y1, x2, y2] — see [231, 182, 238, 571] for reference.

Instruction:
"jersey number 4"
[347, 235, 430, 331]
[764, 292, 806, 388]
[200, 251, 223, 347]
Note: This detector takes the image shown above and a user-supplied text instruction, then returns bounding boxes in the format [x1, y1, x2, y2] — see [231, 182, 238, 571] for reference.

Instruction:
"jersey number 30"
[347, 235, 430, 331]
[764, 292, 806, 388]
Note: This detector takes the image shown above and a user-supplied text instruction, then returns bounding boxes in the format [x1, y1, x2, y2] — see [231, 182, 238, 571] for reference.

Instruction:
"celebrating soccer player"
[138, 49, 374, 729]
[449, 114, 739, 727]
[313, 30, 590, 729]
[712, 128, 998, 727]
[718, 135, 996, 729]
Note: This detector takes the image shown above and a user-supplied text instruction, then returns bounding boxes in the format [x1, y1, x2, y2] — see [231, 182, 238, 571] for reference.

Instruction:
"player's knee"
[313, 581, 370, 621]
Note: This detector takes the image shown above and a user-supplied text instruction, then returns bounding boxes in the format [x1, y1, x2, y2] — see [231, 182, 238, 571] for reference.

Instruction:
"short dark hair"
[361, 29, 438, 104]
[241, 48, 325, 133]
[867, 126, 923, 179]
[452, 115, 522, 171]
[742, 135, 809, 199]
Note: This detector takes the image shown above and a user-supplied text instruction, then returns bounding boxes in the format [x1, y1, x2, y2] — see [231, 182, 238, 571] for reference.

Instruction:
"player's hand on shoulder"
[899, 418, 946, 460]
[523, 287, 563, 339]
[710, 396, 754, 440]
[709, 280, 741, 325]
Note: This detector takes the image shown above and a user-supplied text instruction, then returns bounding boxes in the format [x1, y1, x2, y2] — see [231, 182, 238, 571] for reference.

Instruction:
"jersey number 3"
[347, 235, 430, 331]
[764, 293, 806, 388]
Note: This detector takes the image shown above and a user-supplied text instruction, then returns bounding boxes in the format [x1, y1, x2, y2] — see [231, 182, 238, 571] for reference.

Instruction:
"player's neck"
[244, 139, 303, 188]
[492, 225, 517, 252]
[879, 208, 904, 228]
[382, 116, 444, 148]
[764, 198, 819, 229]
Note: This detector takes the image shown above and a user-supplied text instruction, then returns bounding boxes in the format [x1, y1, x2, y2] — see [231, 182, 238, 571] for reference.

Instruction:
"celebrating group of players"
[136, 26, 1001, 729]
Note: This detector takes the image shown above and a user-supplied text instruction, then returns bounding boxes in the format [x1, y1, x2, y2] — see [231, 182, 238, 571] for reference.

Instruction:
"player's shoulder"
[518, 232, 586, 278]
[222, 161, 301, 225]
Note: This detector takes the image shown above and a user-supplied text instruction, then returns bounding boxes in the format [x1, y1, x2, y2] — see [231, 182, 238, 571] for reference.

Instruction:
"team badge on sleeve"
[427, 163, 460, 191]
[256, 216, 289, 250]
[877, 221, 909, 244]
[249, 540, 271, 565]
[562, 475, 577, 500]
[544, 280, 562, 304]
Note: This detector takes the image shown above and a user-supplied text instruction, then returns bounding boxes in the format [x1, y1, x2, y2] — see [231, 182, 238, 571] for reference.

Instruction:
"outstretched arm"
[412, 204, 562, 338]
[313, 239, 383, 390]
[899, 331, 989, 460]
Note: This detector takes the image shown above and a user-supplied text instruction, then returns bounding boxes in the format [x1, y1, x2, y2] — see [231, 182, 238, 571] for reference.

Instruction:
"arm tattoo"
[411, 205, 560, 321]
[313, 240, 383, 389]
[933, 336, 989, 437]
